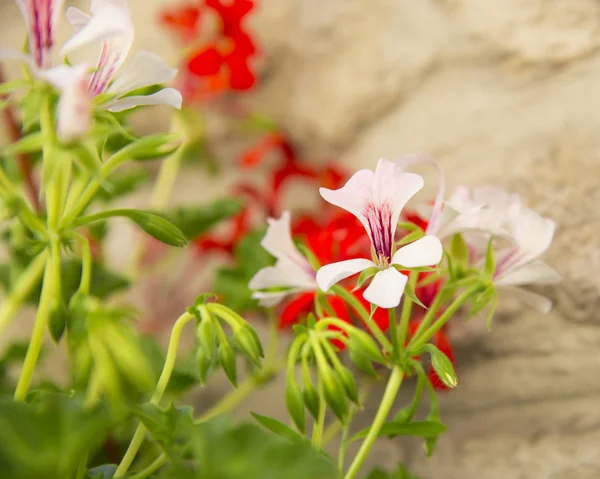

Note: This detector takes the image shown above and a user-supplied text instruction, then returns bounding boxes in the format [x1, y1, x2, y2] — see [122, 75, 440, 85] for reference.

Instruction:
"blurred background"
[2, 0, 600, 478]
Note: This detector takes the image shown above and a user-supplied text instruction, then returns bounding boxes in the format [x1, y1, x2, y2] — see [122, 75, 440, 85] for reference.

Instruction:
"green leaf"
[0, 78, 30, 96]
[3, 131, 44, 155]
[117, 132, 182, 162]
[0, 392, 111, 479]
[95, 168, 149, 202]
[166, 199, 243, 239]
[396, 229, 425, 247]
[351, 420, 448, 442]
[355, 266, 379, 290]
[285, 382, 306, 433]
[75, 209, 188, 247]
[450, 233, 469, 268]
[364, 464, 423, 479]
[87, 464, 117, 478]
[402, 281, 427, 309]
[250, 412, 307, 444]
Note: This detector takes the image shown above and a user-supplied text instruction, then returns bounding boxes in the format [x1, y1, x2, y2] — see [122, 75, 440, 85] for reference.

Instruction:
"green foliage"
[213, 228, 275, 311]
[364, 464, 422, 479]
[0, 392, 111, 479]
[351, 420, 448, 442]
[166, 199, 243, 240]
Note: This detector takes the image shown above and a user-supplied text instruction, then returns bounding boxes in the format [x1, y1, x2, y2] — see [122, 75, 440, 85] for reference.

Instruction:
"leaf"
[351, 420, 448, 442]
[0, 78, 30, 96]
[87, 464, 117, 478]
[250, 412, 306, 444]
[450, 233, 469, 269]
[166, 199, 243, 239]
[95, 168, 149, 202]
[75, 209, 188, 247]
[3, 131, 44, 155]
[117, 132, 182, 162]
[0, 392, 111, 478]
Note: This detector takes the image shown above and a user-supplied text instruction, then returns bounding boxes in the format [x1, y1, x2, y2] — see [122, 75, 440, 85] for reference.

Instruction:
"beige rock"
[444, 0, 600, 63]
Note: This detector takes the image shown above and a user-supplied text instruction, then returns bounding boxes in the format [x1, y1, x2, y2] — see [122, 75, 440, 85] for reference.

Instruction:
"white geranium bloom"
[316, 158, 443, 309]
[249, 212, 317, 307]
[60, 0, 182, 112]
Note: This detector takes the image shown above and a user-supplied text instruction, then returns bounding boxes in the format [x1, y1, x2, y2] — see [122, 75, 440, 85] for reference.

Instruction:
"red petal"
[187, 47, 223, 76]
[160, 5, 201, 40]
[206, 0, 254, 36]
[227, 60, 256, 90]
[279, 292, 315, 329]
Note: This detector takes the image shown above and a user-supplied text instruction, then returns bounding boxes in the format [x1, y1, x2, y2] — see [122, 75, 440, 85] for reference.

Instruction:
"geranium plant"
[0, 1, 560, 478]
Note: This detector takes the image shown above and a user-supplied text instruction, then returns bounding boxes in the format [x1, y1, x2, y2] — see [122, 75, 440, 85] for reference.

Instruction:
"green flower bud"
[196, 318, 215, 360]
[348, 347, 377, 376]
[285, 381, 306, 433]
[322, 370, 349, 422]
[48, 298, 68, 344]
[196, 349, 211, 386]
[302, 382, 320, 420]
[337, 367, 360, 404]
[218, 341, 237, 386]
[427, 345, 458, 389]
[234, 324, 264, 367]
[348, 329, 386, 364]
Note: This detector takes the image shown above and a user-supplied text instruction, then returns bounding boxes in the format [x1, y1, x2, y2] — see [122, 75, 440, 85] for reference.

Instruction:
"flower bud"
[285, 381, 306, 433]
[428, 346, 457, 389]
[234, 324, 264, 367]
[348, 329, 386, 364]
[217, 341, 237, 386]
[348, 347, 377, 376]
[302, 382, 320, 420]
[196, 349, 211, 386]
[196, 318, 215, 360]
[322, 369, 349, 423]
[337, 367, 360, 405]
[48, 298, 68, 344]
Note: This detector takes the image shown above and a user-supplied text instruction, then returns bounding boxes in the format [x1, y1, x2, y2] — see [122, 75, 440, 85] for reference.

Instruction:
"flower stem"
[311, 377, 326, 448]
[409, 285, 447, 345]
[398, 272, 418, 350]
[129, 453, 167, 479]
[330, 285, 393, 352]
[343, 366, 404, 479]
[114, 312, 195, 478]
[13, 251, 54, 401]
[0, 250, 47, 334]
[338, 424, 350, 478]
[387, 307, 399, 357]
[408, 284, 483, 353]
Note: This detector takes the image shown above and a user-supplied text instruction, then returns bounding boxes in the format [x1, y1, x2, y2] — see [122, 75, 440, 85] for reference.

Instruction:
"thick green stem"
[338, 424, 350, 478]
[311, 377, 326, 448]
[129, 453, 167, 479]
[13, 252, 55, 401]
[343, 366, 404, 479]
[0, 251, 47, 334]
[408, 284, 483, 353]
[330, 285, 392, 351]
[114, 312, 194, 478]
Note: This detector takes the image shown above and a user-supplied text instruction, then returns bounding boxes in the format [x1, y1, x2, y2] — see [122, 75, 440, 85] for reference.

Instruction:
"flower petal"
[252, 290, 302, 308]
[510, 207, 556, 263]
[66, 7, 91, 34]
[103, 88, 183, 112]
[61, 2, 133, 57]
[392, 235, 443, 267]
[279, 292, 315, 328]
[249, 263, 315, 291]
[107, 51, 178, 95]
[498, 286, 553, 313]
[260, 211, 309, 271]
[496, 260, 561, 286]
[362, 267, 408, 309]
[316, 258, 375, 292]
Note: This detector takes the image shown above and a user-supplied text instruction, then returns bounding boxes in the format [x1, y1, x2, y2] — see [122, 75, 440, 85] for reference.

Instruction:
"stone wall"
[2, 0, 600, 477]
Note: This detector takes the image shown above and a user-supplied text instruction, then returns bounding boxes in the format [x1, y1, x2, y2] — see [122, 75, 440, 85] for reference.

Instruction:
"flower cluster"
[160, 0, 258, 100]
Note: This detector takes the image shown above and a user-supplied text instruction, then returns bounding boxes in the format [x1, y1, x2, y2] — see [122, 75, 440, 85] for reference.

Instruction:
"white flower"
[14, 0, 65, 68]
[316, 158, 443, 309]
[60, 0, 182, 112]
[249, 212, 317, 307]
[492, 205, 560, 312]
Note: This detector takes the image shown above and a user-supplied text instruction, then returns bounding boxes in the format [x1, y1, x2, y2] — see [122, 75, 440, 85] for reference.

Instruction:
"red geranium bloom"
[160, 3, 202, 42]
[186, 0, 258, 94]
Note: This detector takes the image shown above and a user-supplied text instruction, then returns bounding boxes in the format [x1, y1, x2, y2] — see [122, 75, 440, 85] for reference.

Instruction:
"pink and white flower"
[491, 205, 560, 312]
[60, 0, 182, 112]
[249, 212, 317, 307]
[316, 159, 443, 309]
[14, 0, 65, 68]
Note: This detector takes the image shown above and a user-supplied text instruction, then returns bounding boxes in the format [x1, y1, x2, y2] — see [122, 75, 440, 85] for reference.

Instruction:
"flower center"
[364, 201, 393, 263]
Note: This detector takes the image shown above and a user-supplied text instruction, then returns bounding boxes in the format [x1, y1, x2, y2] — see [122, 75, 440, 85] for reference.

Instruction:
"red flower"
[186, 0, 258, 94]
[160, 3, 202, 42]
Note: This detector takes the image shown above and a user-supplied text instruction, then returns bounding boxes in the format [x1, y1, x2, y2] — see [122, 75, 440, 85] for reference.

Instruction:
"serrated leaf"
[75, 209, 188, 247]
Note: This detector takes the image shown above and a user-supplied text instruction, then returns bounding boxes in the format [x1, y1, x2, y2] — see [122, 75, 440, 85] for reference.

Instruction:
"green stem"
[398, 272, 418, 349]
[114, 312, 194, 478]
[330, 285, 393, 351]
[197, 373, 263, 422]
[343, 366, 404, 479]
[76, 373, 103, 479]
[149, 146, 183, 210]
[408, 284, 483, 353]
[129, 453, 167, 479]
[311, 377, 326, 448]
[72, 232, 92, 294]
[0, 251, 47, 334]
[338, 424, 350, 478]
[13, 252, 55, 401]
[387, 307, 399, 358]
[409, 286, 447, 345]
